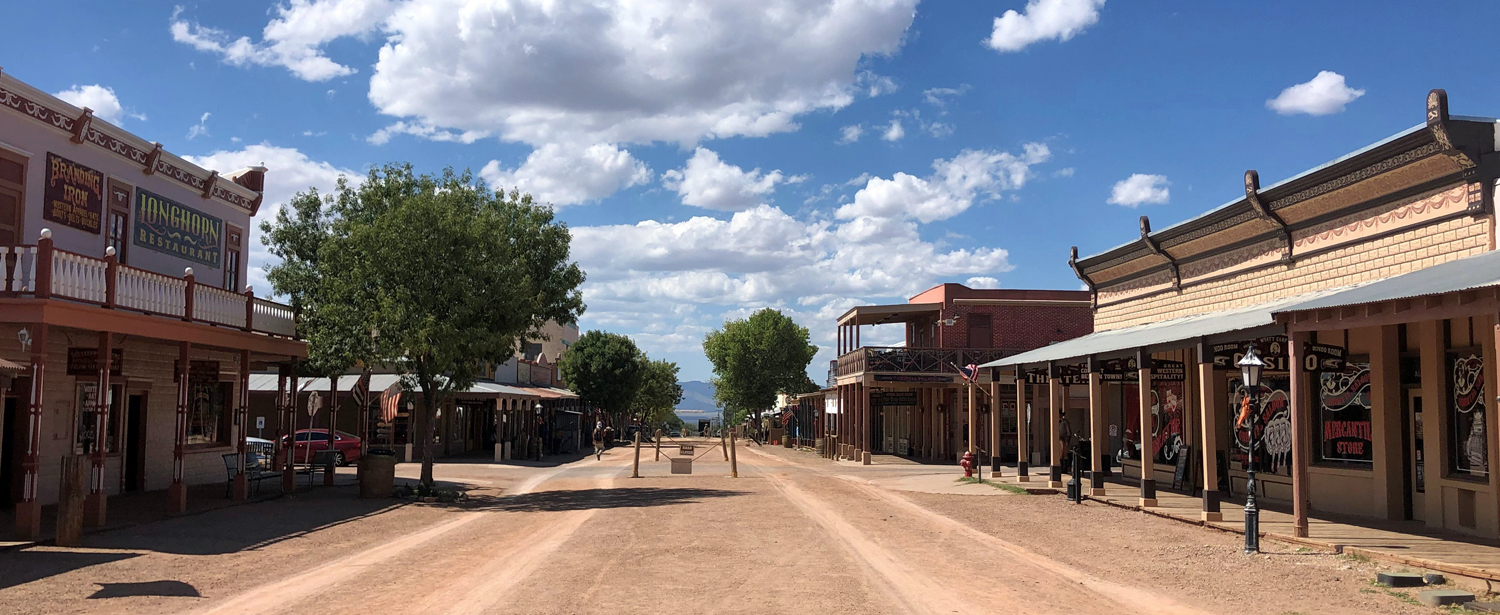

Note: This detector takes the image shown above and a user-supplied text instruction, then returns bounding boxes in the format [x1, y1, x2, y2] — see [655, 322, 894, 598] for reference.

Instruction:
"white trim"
[0, 139, 34, 159]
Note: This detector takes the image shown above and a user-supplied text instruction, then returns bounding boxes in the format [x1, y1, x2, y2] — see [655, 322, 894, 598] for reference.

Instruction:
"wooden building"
[984, 90, 1500, 539]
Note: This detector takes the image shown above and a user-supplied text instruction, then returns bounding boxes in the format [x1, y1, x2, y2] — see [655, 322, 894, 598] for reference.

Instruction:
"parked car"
[245, 436, 276, 469]
[281, 429, 362, 466]
[668, 430, 681, 438]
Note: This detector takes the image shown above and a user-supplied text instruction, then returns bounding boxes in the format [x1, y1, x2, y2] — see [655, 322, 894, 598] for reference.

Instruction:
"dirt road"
[0, 439, 1431, 614]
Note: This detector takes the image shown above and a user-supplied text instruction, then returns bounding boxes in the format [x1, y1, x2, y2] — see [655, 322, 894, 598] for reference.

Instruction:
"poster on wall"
[1319, 362, 1372, 463]
[1450, 352, 1487, 477]
[1152, 380, 1184, 465]
[134, 188, 223, 268]
[44, 153, 104, 234]
[1229, 375, 1291, 476]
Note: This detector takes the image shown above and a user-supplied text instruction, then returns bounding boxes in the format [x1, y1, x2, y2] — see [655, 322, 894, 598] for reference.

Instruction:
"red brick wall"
[935, 303, 1092, 352]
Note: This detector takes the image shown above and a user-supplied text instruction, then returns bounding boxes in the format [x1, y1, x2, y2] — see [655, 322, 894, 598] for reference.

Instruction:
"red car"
[281, 429, 362, 466]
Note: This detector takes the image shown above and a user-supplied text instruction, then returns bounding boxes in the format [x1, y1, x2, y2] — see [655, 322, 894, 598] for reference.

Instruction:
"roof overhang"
[1274, 249, 1500, 332]
[837, 303, 941, 326]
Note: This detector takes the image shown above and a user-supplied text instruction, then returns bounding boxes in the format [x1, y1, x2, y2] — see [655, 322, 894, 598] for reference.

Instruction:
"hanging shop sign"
[44, 153, 104, 234]
[1100, 356, 1138, 382]
[874, 374, 953, 383]
[1213, 336, 1341, 372]
[871, 391, 919, 406]
[1151, 359, 1186, 382]
[134, 188, 223, 268]
[172, 359, 221, 384]
[1023, 369, 1049, 385]
[1319, 361, 1372, 463]
[1305, 343, 1346, 373]
[66, 347, 124, 377]
[1054, 364, 1089, 386]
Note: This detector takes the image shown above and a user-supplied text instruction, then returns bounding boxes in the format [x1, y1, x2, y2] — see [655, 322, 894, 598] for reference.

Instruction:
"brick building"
[826, 284, 1091, 465]
[984, 89, 1500, 541]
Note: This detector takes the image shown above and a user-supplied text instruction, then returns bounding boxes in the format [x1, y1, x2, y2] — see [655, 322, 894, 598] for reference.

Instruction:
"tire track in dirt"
[188, 456, 609, 615]
[744, 446, 1215, 615]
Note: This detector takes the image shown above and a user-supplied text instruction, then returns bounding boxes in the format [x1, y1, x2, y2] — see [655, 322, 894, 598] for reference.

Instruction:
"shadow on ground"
[88, 579, 202, 599]
[467, 487, 745, 513]
[0, 550, 141, 591]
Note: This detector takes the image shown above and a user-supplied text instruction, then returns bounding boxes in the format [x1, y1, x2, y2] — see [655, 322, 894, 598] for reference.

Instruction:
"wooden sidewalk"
[981, 463, 1500, 583]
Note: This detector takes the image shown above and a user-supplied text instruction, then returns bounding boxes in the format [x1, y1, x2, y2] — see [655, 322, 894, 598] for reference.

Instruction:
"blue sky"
[7, 0, 1499, 382]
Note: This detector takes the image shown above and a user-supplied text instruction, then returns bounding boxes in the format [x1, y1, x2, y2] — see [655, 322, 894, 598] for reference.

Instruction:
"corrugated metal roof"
[1272, 249, 1500, 315]
[979, 286, 1352, 369]
[248, 373, 534, 397]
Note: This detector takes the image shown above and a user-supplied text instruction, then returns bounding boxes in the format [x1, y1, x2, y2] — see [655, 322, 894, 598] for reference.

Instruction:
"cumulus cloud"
[182, 144, 360, 295]
[661, 148, 789, 211]
[881, 119, 906, 142]
[367, 121, 489, 145]
[838, 124, 864, 144]
[923, 85, 970, 108]
[170, 0, 396, 82]
[987, 0, 1105, 52]
[54, 85, 145, 125]
[1108, 173, 1170, 207]
[1266, 71, 1365, 116]
[837, 143, 1051, 223]
[186, 112, 211, 140]
[481, 143, 652, 207]
[966, 276, 1000, 289]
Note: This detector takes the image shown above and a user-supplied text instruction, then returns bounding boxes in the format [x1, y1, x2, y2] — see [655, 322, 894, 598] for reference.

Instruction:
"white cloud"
[1053, 167, 1075, 178]
[923, 85, 970, 108]
[882, 119, 905, 142]
[661, 148, 790, 212]
[367, 121, 489, 145]
[966, 276, 1000, 289]
[1108, 173, 1169, 207]
[170, 0, 397, 82]
[987, 0, 1105, 52]
[480, 143, 652, 207]
[182, 144, 359, 295]
[838, 124, 864, 144]
[1266, 71, 1365, 116]
[54, 85, 145, 125]
[186, 112, 211, 140]
[838, 143, 1051, 223]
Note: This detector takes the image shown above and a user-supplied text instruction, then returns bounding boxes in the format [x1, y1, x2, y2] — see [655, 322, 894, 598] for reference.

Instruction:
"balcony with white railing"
[0, 230, 299, 339]
[835, 346, 1017, 378]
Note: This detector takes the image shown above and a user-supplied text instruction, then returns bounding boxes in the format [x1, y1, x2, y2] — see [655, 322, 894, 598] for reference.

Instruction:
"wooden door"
[0, 151, 26, 246]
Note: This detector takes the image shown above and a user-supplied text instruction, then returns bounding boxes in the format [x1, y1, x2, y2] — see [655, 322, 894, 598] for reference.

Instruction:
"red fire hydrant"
[960, 450, 975, 477]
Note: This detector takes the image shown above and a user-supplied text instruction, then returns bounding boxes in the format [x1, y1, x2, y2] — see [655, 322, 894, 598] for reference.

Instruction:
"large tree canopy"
[262, 164, 585, 486]
[559, 330, 644, 417]
[630, 357, 683, 430]
[702, 308, 818, 425]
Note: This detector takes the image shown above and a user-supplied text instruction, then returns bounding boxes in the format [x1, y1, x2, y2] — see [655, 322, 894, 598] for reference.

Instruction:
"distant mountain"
[675, 380, 721, 420]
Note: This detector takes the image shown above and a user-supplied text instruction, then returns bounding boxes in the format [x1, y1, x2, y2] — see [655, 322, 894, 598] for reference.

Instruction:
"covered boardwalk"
[984, 90, 1500, 555]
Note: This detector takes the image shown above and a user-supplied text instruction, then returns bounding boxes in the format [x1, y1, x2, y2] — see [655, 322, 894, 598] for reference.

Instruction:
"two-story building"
[829, 284, 1092, 465]
[0, 70, 305, 539]
[984, 90, 1500, 542]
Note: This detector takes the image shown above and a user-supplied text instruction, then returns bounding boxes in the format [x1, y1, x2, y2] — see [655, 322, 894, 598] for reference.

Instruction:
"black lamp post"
[1237, 343, 1266, 555]
[534, 402, 544, 461]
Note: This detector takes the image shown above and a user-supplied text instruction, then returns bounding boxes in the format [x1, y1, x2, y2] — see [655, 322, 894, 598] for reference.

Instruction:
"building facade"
[0, 70, 305, 539]
[987, 90, 1500, 539]
[828, 284, 1092, 465]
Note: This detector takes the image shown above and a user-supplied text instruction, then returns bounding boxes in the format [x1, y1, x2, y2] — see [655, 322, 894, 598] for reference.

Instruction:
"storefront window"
[1152, 381, 1184, 465]
[1448, 352, 1487, 477]
[187, 382, 230, 446]
[1229, 374, 1291, 476]
[1318, 361, 1373, 464]
[73, 383, 122, 454]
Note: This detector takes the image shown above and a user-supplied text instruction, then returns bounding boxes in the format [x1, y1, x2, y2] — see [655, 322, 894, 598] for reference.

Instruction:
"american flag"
[958, 363, 979, 383]
[781, 409, 795, 425]
[379, 379, 403, 423]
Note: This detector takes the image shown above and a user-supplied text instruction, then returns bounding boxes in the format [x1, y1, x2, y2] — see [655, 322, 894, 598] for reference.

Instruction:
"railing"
[835, 346, 1017, 377]
[0, 230, 299, 338]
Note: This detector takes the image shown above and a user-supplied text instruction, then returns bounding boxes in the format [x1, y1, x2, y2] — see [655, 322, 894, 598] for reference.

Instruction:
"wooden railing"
[835, 346, 1017, 377]
[0, 230, 298, 338]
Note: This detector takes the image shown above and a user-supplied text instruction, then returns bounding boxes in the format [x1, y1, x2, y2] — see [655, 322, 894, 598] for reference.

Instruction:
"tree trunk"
[415, 365, 437, 488]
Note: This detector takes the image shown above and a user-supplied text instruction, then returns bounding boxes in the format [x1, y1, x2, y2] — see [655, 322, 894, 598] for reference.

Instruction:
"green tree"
[559, 331, 645, 427]
[269, 164, 584, 487]
[702, 308, 818, 426]
[630, 357, 683, 430]
[260, 184, 363, 378]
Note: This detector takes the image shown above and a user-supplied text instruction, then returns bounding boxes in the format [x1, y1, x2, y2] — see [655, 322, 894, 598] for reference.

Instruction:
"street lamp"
[534, 402, 544, 461]
[1237, 343, 1266, 554]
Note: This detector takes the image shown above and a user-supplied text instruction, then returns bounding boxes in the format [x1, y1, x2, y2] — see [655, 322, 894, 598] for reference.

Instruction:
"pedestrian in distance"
[592, 421, 605, 460]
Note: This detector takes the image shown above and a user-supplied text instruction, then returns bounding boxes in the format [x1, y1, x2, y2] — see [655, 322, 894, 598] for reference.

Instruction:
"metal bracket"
[1427, 89, 1477, 172]
[1068, 246, 1097, 310]
[1138, 216, 1180, 290]
[1244, 170, 1293, 263]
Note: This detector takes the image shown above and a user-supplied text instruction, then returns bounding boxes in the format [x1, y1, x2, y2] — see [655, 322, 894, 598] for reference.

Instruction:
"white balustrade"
[252, 298, 297, 336]
[192, 284, 247, 328]
[50, 251, 108, 303]
[0, 246, 37, 292]
[115, 266, 186, 317]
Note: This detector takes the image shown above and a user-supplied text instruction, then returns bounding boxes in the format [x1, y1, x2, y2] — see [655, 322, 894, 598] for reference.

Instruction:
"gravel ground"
[0, 441, 1459, 614]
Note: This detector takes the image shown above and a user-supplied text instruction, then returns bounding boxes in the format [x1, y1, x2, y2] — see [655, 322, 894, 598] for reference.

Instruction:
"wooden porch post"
[1289, 331, 1311, 538]
[168, 342, 190, 514]
[861, 381, 872, 464]
[990, 377, 1001, 474]
[967, 380, 978, 455]
[85, 331, 113, 526]
[14, 324, 48, 540]
[1087, 362, 1107, 496]
[1196, 341, 1223, 521]
[326, 377, 338, 486]
[1015, 369, 1029, 482]
[1137, 349, 1157, 507]
[1047, 362, 1064, 488]
[283, 366, 299, 493]
[232, 350, 250, 500]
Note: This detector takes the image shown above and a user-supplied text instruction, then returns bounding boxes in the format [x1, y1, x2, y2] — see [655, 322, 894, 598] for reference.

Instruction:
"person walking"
[592, 421, 605, 460]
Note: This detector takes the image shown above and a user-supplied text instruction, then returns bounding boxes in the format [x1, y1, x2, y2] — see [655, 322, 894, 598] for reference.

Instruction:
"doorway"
[1, 397, 17, 506]
[123, 394, 147, 492]
[1403, 388, 1425, 522]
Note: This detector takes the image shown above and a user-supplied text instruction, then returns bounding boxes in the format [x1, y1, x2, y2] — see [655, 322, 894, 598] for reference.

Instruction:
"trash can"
[360, 450, 397, 498]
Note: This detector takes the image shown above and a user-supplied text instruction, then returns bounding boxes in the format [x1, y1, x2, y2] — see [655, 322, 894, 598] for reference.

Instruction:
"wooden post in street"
[654, 429, 662, 461]
[56, 455, 86, 547]
[721, 431, 729, 461]
[632, 432, 641, 478]
[729, 432, 739, 478]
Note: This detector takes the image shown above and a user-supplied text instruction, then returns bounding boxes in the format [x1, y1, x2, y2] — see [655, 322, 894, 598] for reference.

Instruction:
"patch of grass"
[956, 476, 1031, 495]
[1364, 579, 1422, 606]
[1340, 552, 1372, 564]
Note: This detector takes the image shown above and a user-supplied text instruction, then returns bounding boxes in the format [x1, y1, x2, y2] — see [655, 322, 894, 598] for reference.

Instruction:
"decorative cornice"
[1427, 88, 1478, 172]
[1266, 141, 1444, 211]
[1244, 170, 1292, 263]
[1068, 246, 1097, 310]
[1137, 216, 1180, 290]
